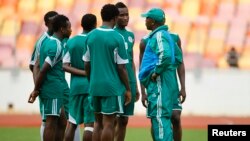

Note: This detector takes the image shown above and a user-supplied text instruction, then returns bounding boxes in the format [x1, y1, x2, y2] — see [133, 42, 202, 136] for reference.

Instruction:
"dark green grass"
[0, 127, 207, 141]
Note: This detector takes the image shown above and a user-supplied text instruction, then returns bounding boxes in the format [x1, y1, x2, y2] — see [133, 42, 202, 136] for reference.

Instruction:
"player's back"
[66, 33, 89, 95]
[67, 34, 87, 70]
[86, 26, 128, 96]
[30, 32, 50, 65]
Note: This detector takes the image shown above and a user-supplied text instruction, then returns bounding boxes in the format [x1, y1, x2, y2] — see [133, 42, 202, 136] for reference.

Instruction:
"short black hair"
[44, 11, 58, 24]
[115, 2, 127, 8]
[101, 4, 119, 21]
[52, 14, 69, 32]
[81, 14, 97, 31]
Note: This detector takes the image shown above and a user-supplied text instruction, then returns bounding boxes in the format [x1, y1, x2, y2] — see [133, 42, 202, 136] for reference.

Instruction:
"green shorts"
[151, 117, 173, 141]
[63, 85, 70, 119]
[68, 94, 95, 125]
[119, 83, 136, 116]
[38, 96, 45, 122]
[91, 96, 124, 115]
[40, 98, 64, 121]
[172, 92, 182, 111]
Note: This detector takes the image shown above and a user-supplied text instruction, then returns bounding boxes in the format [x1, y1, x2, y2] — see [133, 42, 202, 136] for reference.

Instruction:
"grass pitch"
[0, 127, 207, 141]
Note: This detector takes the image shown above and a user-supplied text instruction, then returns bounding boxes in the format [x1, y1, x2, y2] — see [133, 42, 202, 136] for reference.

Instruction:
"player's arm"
[28, 62, 50, 103]
[29, 44, 40, 82]
[139, 38, 148, 108]
[131, 38, 140, 102]
[83, 45, 91, 81]
[28, 42, 58, 103]
[63, 51, 86, 76]
[117, 63, 131, 106]
[132, 59, 140, 102]
[32, 58, 40, 82]
[29, 64, 34, 72]
[176, 37, 186, 103]
[151, 33, 173, 81]
[84, 62, 90, 81]
[63, 63, 86, 76]
[117, 36, 131, 105]
[29, 46, 37, 72]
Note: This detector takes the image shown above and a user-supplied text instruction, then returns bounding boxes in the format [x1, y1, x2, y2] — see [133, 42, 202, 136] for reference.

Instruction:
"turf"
[0, 127, 207, 141]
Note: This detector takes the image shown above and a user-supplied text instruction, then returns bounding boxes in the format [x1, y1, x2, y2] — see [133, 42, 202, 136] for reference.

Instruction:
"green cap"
[141, 8, 165, 22]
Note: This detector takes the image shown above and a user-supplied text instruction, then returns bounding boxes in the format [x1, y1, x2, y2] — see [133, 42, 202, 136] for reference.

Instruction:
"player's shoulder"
[71, 33, 86, 40]
[142, 34, 149, 41]
[48, 36, 62, 48]
[169, 31, 179, 37]
[126, 28, 134, 36]
[36, 32, 49, 43]
[96, 27, 115, 32]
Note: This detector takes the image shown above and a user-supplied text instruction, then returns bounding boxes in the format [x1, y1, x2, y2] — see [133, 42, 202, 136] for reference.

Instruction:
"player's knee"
[171, 114, 181, 125]
[84, 127, 94, 132]
[58, 119, 67, 128]
[118, 117, 129, 127]
[46, 116, 59, 125]
[83, 127, 93, 141]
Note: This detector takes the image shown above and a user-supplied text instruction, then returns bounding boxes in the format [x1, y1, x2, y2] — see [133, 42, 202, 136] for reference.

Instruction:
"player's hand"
[28, 90, 39, 103]
[179, 88, 186, 103]
[151, 73, 159, 82]
[124, 90, 132, 106]
[135, 89, 140, 102]
[141, 92, 148, 108]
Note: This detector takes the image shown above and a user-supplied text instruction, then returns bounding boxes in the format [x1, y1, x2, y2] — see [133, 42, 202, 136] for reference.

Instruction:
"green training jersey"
[83, 26, 128, 96]
[63, 33, 89, 95]
[62, 38, 70, 95]
[30, 32, 50, 65]
[142, 29, 183, 71]
[114, 27, 136, 84]
[39, 35, 64, 99]
[141, 34, 149, 47]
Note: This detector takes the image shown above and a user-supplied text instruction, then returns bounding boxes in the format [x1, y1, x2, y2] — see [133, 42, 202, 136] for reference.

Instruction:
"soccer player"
[28, 11, 68, 141]
[83, 4, 131, 141]
[139, 33, 186, 141]
[63, 13, 97, 141]
[114, 2, 140, 141]
[139, 8, 183, 141]
[62, 34, 81, 141]
[28, 14, 72, 141]
[29, 11, 58, 77]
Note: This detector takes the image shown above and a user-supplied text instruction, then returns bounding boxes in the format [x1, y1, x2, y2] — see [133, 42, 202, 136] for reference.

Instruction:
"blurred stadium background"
[0, 0, 250, 117]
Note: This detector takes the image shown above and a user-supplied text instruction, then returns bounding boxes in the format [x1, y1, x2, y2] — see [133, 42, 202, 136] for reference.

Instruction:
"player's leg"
[171, 110, 182, 141]
[114, 83, 135, 141]
[115, 116, 128, 141]
[65, 122, 78, 141]
[150, 124, 155, 141]
[62, 85, 70, 140]
[151, 117, 172, 141]
[44, 115, 59, 140]
[102, 95, 124, 141]
[172, 88, 183, 141]
[92, 96, 102, 141]
[147, 76, 174, 141]
[82, 95, 95, 141]
[102, 114, 116, 141]
[65, 94, 86, 141]
[83, 123, 94, 141]
[43, 98, 64, 141]
[39, 97, 45, 141]
[56, 107, 67, 141]
[92, 113, 103, 141]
